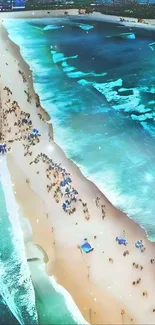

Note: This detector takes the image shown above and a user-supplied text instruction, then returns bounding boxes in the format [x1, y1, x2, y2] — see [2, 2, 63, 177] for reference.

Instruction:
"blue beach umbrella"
[32, 128, 41, 136]
[0, 144, 7, 154]
[135, 240, 143, 248]
[117, 237, 128, 245]
[60, 180, 65, 187]
[81, 242, 94, 253]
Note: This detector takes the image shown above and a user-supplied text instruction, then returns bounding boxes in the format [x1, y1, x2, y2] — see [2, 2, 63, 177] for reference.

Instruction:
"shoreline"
[3, 16, 154, 243]
[1, 9, 155, 30]
[2, 18, 153, 243]
[1, 14, 155, 324]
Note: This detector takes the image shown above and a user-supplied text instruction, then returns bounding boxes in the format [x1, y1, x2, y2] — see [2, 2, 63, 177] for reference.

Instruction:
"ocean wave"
[4, 16, 155, 246]
[93, 80, 150, 115]
[0, 157, 38, 324]
[106, 32, 136, 40]
[67, 71, 107, 79]
[43, 25, 64, 31]
[63, 66, 76, 72]
[62, 62, 76, 72]
[141, 121, 155, 137]
[93, 78, 123, 102]
[149, 41, 155, 50]
[52, 52, 78, 64]
[131, 112, 154, 121]
[63, 154, 155, 242]
[27, 257, 88, 325]
[67, 71, 93, 78]
[51, 50, 57, 55]
[77, 79, 91, 86]
[50, 276, 89, 325]
[78, 24, 94, 31]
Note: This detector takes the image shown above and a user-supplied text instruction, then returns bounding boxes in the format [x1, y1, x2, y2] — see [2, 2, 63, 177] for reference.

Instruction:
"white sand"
[1, 16, 155, 324]
[1, 8, 155, 30]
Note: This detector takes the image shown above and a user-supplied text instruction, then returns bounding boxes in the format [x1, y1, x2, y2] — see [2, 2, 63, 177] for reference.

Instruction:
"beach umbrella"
[32, 128, 41, 136]
[81, 242, 94, 253]
[117, 237, 127, 245]
[0, 144, 7, 155]
[62, 203, 66, 209]
[135, 240, 143, 248]
[60, 180, 65, 187]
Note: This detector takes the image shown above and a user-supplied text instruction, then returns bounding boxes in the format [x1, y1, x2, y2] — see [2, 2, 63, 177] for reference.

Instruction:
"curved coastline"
[2, 16, 155, 324]
[0, 157, 38, 325]
[3, 24, 154, 243]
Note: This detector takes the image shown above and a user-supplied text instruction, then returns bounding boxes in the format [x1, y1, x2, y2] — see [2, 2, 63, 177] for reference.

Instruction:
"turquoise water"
[2, 16, 155, 323]
[0, 181, 19, 325]
[0, 157, 38, 324]
[0, 158, 87, 324]
[29, 260, 88, 325]
[4, 17, 155, 241]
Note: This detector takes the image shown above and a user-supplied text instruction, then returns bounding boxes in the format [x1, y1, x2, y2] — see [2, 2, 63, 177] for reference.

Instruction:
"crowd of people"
[2, 65, 155, 320]
[29, 152, 89, 216]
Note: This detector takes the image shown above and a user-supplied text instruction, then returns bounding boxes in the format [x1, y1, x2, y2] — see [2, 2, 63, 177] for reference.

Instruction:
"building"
[0, 0, 12, 11]
[0, 0, 26, 10]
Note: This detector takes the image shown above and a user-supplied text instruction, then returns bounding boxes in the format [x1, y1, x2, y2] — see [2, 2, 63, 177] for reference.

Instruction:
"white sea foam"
[61, 62, 76, 72]
[77, 79, 91, 86]
[52, 52, 78, 64]
[106, 32, 136, 40]
[4, 16, 155, 246]
[43, 25, 64, 31]
[0, 157, 38, 324]
[93, 78, 122, 102]
[149, 42, 155, 50]
[49, 276, 89, 325]
[67, 71, 93, 78]
[79, 24, 94, 31]
[20, 216, 33, 243]
[69, 159, 151, 238]
[67, 71, 107, 79]
[93, 80, 148, 115]
[141, 121, 155, 137]
[51, 50, 57, 55]
[62, 61, 68, 67]
[63, 66, 76, 72]
[131, 112, 154, 121]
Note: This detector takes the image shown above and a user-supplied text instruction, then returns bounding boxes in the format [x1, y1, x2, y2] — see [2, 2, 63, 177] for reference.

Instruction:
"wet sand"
[1, 9, 155, 30]
[1, 17, 155, 324]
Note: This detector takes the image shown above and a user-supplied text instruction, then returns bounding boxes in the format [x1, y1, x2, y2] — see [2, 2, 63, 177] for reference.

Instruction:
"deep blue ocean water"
[2, 16, 155, 323]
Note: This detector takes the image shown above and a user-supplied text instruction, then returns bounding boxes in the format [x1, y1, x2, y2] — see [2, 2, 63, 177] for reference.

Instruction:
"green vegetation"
[95, 3, 155, 19]
[25, 0, 155, 19]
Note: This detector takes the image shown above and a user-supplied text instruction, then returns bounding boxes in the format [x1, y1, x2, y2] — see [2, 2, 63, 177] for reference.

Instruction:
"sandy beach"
[1, 11, 155, 324]
[1, 8, 155, 30]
